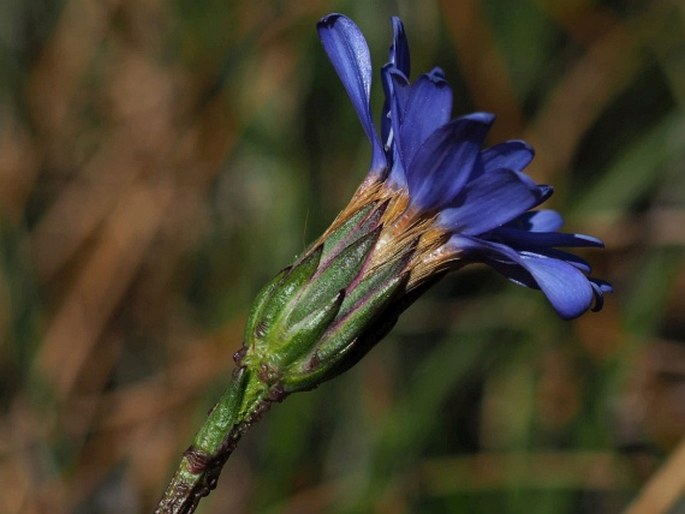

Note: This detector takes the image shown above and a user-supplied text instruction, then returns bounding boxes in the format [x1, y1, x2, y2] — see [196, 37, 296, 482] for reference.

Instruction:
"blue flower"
[317, 13, 610, 319]
[155, 17, 615, 509]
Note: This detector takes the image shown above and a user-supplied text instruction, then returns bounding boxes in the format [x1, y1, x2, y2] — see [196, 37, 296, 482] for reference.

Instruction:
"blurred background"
[1, 0, 684, 512]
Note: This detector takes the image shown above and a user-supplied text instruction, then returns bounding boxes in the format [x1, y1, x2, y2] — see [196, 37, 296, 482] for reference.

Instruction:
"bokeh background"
[1, 0, 684, 513]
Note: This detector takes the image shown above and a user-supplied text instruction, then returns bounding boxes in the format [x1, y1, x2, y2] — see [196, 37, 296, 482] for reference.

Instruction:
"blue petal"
[487, 227, 605, 248]
[383, 66, 411, 188]
[481, 140, 535, 172]
[534, 184, 554, 205]
[449, 236, 596, 319]
[386, 67, 411, 126]
[406, 113, 493, 211]
[504, 210, 564, 232]
[517, 254, 595, 319]
[381, 17, 411, 146]
[318, 14, 387, 173]
[438, 167, 541, 234]
[593, 279, 613, 295]
[590, 280, 613, 312]
[380, 67, 395, 150]
[389, 17, 410, 76]
[380, 69, 393, 168]
[398, 68, 453, 168]
[490, 257, 606, 315]
[534, 248, 593, 273]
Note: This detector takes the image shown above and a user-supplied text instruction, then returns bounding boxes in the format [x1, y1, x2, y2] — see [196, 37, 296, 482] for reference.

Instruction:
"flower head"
[316, 13, 611, 320]
[238, 14, 611, 396]
[156, 15, 614, 512]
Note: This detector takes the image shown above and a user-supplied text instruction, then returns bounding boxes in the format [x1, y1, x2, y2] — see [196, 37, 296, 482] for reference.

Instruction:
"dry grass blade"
[624, 437, 685, 514]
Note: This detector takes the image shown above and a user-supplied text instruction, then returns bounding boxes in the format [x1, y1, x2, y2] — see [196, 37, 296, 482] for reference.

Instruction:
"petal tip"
[468, 111, 496, 125]
[318, 12, 345, 27]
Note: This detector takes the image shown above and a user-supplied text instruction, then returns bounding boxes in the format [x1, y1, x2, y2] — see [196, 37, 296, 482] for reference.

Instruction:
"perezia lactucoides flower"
[156, 14, 612, 513]
[236, 13, 611, 396]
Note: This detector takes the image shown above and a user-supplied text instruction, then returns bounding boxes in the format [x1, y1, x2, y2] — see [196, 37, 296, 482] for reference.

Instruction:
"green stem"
[154, 365, 272, 514]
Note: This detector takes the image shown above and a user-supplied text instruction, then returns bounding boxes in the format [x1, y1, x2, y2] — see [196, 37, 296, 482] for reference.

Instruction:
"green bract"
[239, 202, 412, 394]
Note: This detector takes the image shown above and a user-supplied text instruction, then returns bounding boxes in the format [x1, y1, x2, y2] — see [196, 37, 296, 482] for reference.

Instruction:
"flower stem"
[154, 365, 271, 514]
